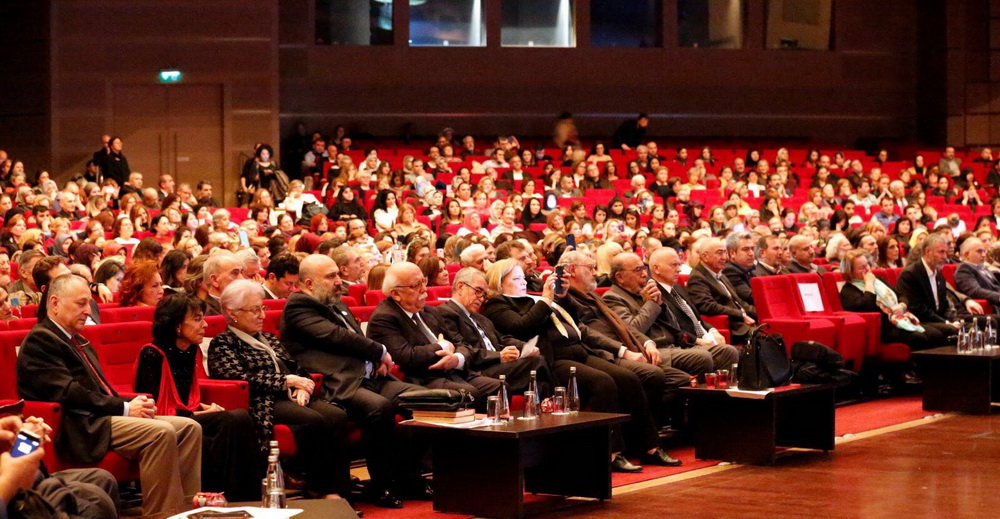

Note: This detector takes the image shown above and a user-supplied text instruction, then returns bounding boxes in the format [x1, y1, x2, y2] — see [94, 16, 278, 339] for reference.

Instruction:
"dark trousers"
[553, 356, 660, 454]
[883, 321, 953, 350]
[477, 355, 552, 396]
[339, 376, 426, 490]
[193, 409, 264, 501]
[273, 399, 351, 495]
[24, 468, 120, 519]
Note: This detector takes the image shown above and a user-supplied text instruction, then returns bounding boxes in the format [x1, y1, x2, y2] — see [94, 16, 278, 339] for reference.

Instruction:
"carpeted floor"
[349, 395, 932, 519]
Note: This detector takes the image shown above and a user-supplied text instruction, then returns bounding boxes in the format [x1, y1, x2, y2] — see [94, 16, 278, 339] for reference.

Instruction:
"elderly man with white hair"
[235, 248, 263, 283]
[201, 251, 245, 315]
[366, 262, 500, 409]
[686, 237, 757, 344]
[459, 243, 489, 272]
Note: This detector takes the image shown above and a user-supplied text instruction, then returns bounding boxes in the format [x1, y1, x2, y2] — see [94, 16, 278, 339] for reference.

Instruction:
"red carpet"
[353, 396, 932, 519]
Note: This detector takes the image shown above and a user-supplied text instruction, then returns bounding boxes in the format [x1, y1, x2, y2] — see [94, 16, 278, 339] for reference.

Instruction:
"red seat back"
[941, 263, 958, 288]
[262, 299, 286, 312]
[262, 310, 282, 335]
[786, 273, 829, 313]
[0, 330, 29, 399]
[365, 290, 387, 306]
[7, 318, 37, 330]
[426, 286, 452, 301]
[821, 271, 847, 312]
[348, 283, 367, 304]
[350, 306, 377, 323]
[102, 306, 156, 324]
[751, 275, 804, 320]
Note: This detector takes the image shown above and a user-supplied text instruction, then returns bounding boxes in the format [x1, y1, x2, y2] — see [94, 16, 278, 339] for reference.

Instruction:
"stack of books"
[411, 408, 475, 424]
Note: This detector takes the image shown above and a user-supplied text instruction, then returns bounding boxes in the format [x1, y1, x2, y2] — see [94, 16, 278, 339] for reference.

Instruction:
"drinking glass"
[520, 391, 538, 420]
[486, 396, 501, 424]
[717, 369, 729, 389]
[704, 373, 718, 389]
[552, 387, 567, 414]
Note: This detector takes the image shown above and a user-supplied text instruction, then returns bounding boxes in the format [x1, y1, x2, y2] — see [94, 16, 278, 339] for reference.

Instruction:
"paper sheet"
[403, 418, 494, 429]
[724, 388, 773, 399]
[519, 336, 540, 358]
[169, 507, 303, 519]
[797, 283, 825, 312]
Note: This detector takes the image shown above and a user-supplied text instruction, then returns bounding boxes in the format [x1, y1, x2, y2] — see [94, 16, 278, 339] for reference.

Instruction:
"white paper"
[169, 507, 303, 519]
[797, 283, 825, 313]
[724, 388, 773, 399]
[519, 336, 540, 358]
[403, 418, 493, 429]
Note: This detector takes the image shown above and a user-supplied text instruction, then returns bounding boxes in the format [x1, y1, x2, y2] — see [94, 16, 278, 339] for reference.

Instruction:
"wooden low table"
[680, 383, 837, 465]
[404, 411, 629, 519]
[220, 498, 357, 518]
[912, 346, 1000, 414]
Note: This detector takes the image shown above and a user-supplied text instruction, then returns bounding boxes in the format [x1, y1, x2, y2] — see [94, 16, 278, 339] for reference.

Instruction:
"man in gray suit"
[955, 237, 1000, 310]
[685, 238, 756, 344]
[602, 252, 714, 377]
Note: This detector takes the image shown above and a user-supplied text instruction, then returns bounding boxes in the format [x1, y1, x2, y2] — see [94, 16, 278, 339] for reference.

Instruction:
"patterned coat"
[207, 328, 309, 449]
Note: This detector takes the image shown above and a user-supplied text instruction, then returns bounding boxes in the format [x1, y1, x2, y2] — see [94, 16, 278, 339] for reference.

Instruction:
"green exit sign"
[159, 70, 182, 83]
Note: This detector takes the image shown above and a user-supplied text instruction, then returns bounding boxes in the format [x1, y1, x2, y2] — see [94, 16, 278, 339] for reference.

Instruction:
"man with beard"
[280, 254, 431, 508]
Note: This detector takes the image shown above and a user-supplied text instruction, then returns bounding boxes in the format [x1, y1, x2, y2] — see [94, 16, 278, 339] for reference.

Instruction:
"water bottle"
[496, 375, 510, 421]
[566, 367, 580, 413]
[268, 447, 283, 489]
[988, 319, 997, 349]
[974, 319, 985, 351]
[527, 370, 541, 406]
[263, 454, 285, 508]
[957, 319, 970, 354]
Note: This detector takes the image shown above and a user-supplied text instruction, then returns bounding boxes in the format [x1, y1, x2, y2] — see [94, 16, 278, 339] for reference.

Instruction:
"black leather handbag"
[397, 389, 474, 412]
[736, 324, 792, 390]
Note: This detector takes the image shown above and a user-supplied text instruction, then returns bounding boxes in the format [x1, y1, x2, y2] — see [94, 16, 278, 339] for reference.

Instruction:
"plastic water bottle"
[957, 319, 971, 354]
[527, 370, 541, 406]
[988, 319, 997, 349]
[268, 444, 283, 489]
[496, 375, 510, 421]
[974, 319, 985, 351]
[263, 454, 285, 508]
[566, 367, 580, 413]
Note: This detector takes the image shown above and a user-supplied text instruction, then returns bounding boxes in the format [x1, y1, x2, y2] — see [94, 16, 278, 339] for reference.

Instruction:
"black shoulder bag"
[736, 324, 792, 390]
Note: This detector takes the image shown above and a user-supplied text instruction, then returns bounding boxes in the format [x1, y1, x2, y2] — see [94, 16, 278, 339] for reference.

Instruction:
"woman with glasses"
[208, 279, 351, 500]
[134, 294, 262, 500]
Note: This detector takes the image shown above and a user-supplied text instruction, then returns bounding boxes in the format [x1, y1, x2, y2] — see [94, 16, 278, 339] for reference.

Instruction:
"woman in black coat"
[839, 249, 951, 350]
[208, 280, 351, 499]
[134, 294, 262, 500]
[328, 186, 368, 223]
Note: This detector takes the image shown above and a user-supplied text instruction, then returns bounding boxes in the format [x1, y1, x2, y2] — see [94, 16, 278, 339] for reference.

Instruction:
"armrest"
[309, 373, 324, 397]
[200, 380, 249, 411]
[20, 401, 65, 472]
[974, 299, 993, 314]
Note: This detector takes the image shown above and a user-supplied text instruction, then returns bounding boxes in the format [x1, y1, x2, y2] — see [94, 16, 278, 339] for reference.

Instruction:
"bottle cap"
[530, 370, 536, 376]
[268, 455, 278, 463]
[570, 366, 576, 373]
[499, 374, 506, 380]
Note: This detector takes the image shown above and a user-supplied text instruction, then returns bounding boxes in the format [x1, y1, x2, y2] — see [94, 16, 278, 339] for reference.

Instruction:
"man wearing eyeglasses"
[367, 262, 501, 410]
[435, 267, 551, 394]
[686, 237, 756, 344]
[281, 254, 431, 508]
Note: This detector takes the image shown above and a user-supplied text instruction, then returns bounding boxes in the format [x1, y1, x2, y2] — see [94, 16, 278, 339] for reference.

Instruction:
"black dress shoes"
[369, 487, 403, 509]
[611, 454, 643, 473]
[641, 447, 682, 467]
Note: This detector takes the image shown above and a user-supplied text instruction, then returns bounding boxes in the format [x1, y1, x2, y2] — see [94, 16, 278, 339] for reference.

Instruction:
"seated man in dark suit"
[281, 254, 430, 508]
[686, 238, 756, 344]
[17, 275, 202, 519]
[896, 234, 968, 327]
[367, 262, 501, 409]
[786, 235, 826, 275]
[648, 248, 740, 372]
[955, 237, 1000, 310]
[754, 235, 788, 277]
[722, 231, 757, 306]
[435, 267, 551, 394]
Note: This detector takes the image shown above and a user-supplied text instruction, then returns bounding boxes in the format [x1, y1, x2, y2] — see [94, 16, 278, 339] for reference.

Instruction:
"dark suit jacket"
[16, 319, 127, 463]
[280, 292, 388, 402]
[434, 300, 524, 371]
[480, 295, 616, 367]
[686, 264, 756, 337]
[895, 260, 954, 323]
[602, 284, 692, 348]
[559, 289, 653, 349]
[366, 298, 473, 383]
[722, 261, 755, 305]
[955, 262, 1000, 306]
[786, 261, 826, 275]
[658, 282, 714, 347]
[753, 262, 787, 277]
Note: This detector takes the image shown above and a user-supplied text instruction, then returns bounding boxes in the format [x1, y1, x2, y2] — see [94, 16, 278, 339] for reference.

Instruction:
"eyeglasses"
[237, 305, 267, 315]
[395, 278, 428, 291]
[460, 282, 488, 299]
[576, 264, 597, 271]
[629, 265, 647, 273]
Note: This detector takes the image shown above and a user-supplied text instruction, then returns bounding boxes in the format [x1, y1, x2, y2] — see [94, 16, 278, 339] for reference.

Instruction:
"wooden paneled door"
[112, 84, 223, 197]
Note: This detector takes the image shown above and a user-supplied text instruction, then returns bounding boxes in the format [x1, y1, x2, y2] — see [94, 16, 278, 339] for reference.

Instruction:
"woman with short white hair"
[208, 279, 350, 499]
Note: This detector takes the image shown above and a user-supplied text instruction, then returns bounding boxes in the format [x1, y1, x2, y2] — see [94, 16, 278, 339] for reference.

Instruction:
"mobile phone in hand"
[10, 430, 41, 458]
[553, 265, 566, 296]
[565, 233, 576, 249]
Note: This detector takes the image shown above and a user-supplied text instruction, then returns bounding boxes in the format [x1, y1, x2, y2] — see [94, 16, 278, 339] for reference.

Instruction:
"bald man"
[281, 254, 429, 507]
[955, 237, 1000, 308]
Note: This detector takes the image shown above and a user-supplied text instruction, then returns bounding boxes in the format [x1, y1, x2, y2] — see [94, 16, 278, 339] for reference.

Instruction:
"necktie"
[71, 336, 116, 396]
[412, 312, 439, 344]
[549, 302, 582, 339]
[671, 290, 707, 336]
[468, 315, 496, 351]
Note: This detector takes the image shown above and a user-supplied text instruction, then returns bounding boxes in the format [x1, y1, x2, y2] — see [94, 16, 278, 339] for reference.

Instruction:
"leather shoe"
[611, 454, 643, 473]
[397, 479, 433, 501]
[641, 447, 682, 467]
[369, 487, 403, 509]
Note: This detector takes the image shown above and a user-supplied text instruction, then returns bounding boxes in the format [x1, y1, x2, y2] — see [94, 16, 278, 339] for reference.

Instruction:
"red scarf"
[134, 344, 202, 416]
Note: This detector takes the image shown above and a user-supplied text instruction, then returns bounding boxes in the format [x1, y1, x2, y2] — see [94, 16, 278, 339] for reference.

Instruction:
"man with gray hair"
[330, 244, 365, 284]
[281, 254, 430, 507]
[955, 237, 1000, 309]
[459, 243, 488, 272]
[722, 231, 757, 305]
[435, 267, 550, 393]
[201, 251, 245, 315]
[234, 248, 262, 282]
[896, 234, 965, 327]
[367, 262, 500, 408]
[686, 238, 756, 344]
[786, 234, 825, 275]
